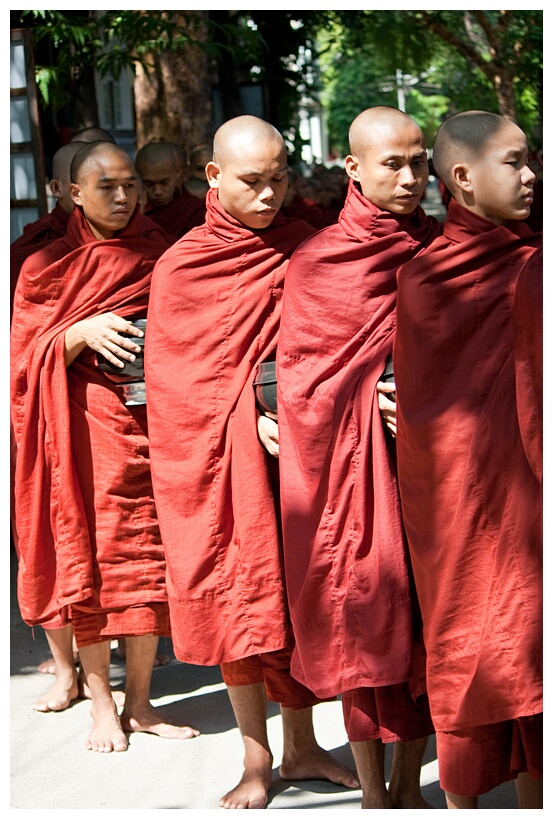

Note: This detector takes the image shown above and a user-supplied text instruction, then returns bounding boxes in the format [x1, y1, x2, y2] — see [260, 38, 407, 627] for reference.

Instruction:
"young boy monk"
[135, 141, 205, 242]
[11, 141, 199, 752]
[276, 106, 441, 809]
[394, 111, 542, 808]
[145, 115, 359, 808]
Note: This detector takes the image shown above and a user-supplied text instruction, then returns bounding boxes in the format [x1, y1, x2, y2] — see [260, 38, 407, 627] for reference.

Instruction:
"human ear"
[49, 178, 62, 200]
[205, 161, 221, 189]
[69, 182, 83, 206]
[451, 163, 472, 193]
[344, 154, 360, 182]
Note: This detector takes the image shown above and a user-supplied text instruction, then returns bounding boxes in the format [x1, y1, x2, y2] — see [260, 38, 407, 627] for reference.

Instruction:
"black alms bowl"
[253, 359, 277, 414]
[97, 318, 146, 379]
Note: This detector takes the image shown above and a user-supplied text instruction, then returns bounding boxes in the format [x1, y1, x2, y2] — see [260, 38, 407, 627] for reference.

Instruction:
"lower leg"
[78, 639, 128, 752]
[280, 706, 360, 789]
[350, 738, 391, 808]
[38, 627, 79, 674]
[445, 792, 478, 809]
[515, 772, 542, 808]
[33, 625, 80, 712]
[389, 736, 434, 808]
[220, 683, 273, 809]
[120, 633, 199, 740]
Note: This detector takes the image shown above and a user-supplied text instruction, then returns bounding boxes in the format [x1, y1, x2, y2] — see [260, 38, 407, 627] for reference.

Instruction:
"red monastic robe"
[276, 181, 442, 699]
[394, 200, 542, 733]
[11, 204, 170, 631]
[10, 202, 70, 312]
[145, 188, 315, 665]
[144, 187, 206, 243]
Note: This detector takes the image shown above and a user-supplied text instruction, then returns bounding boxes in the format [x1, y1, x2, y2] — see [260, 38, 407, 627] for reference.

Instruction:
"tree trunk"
[133, 11, 213, 155]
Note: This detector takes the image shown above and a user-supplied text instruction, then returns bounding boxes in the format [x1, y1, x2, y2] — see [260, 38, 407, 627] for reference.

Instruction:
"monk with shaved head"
[136, 141, 205, 242]
[11, 140, 200, 753]
[277, 106, 441, 808]
[145, 115, 359, 808]
[394, 111, 542, 808]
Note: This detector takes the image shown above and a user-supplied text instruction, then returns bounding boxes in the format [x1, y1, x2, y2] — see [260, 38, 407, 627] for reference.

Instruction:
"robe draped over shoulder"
[277, 181, 442, 699]
[11, 205, 170, 628]
[145, 187, 206, 242]
[394, 200, 542, 732]
[145, 188, 315, 665]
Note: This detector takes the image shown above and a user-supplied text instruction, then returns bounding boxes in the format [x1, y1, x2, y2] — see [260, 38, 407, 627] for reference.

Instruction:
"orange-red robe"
[11, 204, 171, 641]
[394, 200, 542, 735]
[277, 181, 442, 703]
[145, 188, 315, 666]
[144, 187, 206, 243]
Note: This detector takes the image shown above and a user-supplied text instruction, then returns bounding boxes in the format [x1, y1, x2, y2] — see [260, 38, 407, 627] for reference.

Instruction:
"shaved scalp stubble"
[70, 141, 135, 184]
[213, 116, 286, 167]
[135, 141, 178, 172]
[348, 106, 425, 156]
[51, 141, 87, 182]
[432, 111, 510, 188]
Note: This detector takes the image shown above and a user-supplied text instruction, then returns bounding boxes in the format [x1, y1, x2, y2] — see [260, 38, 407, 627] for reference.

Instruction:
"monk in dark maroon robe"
[394, 111, 542, 809]
[278, 107, 441, 809]
[11, 141, 199, 752]
[146, 116, 359, 809]
[135, 141, 205, 243]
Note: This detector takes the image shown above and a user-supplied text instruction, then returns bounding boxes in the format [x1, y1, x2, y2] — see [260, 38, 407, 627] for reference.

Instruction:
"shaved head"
[71, 141, 134, 184]
[349, 106, 424, 156]
[135, 142, 177, 171]
[432, 111, 512, 190]
[213, 116, 285, 169]
[71, 126, 116, 143]
[52, 141, 87, 183]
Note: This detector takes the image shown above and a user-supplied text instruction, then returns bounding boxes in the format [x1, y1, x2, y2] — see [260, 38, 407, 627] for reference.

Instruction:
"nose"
[399, 165, 417, 187]
[114, 185, 128, 202]
[259, 185, 276, 203]
[522, 164, 536, 187]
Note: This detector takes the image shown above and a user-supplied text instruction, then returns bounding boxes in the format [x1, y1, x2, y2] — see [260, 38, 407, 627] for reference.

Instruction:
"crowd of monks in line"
[10, 107, 542, 810]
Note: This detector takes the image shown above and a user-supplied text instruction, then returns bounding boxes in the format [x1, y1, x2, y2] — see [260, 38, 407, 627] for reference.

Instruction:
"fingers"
[257, 414, 279, 458]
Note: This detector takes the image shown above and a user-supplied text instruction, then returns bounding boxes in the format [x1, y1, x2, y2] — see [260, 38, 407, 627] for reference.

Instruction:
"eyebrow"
[98, 175, 137, 182]
[381, 151, 427, 160]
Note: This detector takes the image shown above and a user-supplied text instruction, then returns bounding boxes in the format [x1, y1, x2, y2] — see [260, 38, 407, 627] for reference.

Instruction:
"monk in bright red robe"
[11, 141, 199, 752]
[135, 141, 205, 243]
[394, 111, 542, 808]
[277, 107, 441, 809]
[145, 116, 359, 809]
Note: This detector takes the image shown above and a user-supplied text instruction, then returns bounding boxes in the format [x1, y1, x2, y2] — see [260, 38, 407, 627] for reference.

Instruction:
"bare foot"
[120, 702, 200, 740]
[279, 747, 360, 789]
[32, 670, 80, 712]
[86, 698, 128, 753]
[219, 759, 273, 809]
[38, 652, 79, 675]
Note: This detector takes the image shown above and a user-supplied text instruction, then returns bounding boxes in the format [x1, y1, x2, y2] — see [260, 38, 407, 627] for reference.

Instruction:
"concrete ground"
[10, 547, 522, 812]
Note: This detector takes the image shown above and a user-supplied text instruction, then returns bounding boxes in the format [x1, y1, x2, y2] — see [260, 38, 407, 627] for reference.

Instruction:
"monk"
[276, 107, 441, 809]
[394, 111, 542, 808]
[11, 141, 199, 752]
[71, 125, 116, 143]
[135, 141, 205, 242]
[10, 141, 88, 317]
[145, 115, 359, 808]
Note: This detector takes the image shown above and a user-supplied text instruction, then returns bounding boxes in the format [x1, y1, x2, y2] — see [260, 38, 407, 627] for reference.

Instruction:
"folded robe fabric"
[145, 187, 206, 242]
[11, 204, 170, 628]
[145, 188, 315, 665]
[394, 200, 542, 732]
[276, 181, 442, 699]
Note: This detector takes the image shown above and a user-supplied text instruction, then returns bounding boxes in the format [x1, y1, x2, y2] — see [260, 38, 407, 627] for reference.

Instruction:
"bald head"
[71, 141, 132, 184]
[135, 142, 180, 207]
[345, 106, 429, 215]
[432, 111, 511, 190]
[71, 126, 116, 143]
[349, 106, 424, 156]
[213, 116, 285, 169]
[50, 142, 88, 212]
